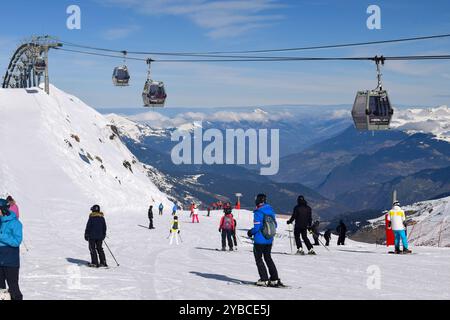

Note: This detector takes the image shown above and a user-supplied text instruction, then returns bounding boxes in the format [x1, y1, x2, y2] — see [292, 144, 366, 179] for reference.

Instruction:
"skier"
[336, 220, 347, 246]
[190, 202, 195, 218]
[192, 204, 200, 223]
[287, 196, 316, 255]
[247, 194, 284, 287]
[158, 203, 164, 216]
[6, 196, 19, 220]
[172, 204, 177, 216]
[0, 199, 23, 300]
[311, 220, 320, 246]
[169, 216, 181, 245]
[148, 205, 155, 229]
[324, 229, 332, 246]
[219, 207, 235, 251]
[388, 201, 412, 254]
[84, 205, 107, 268]
[207, 206, 211, 217]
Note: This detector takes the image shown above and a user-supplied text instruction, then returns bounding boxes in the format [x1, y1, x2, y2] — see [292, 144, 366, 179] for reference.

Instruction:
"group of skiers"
[0, 191, 412, 299]
[0, 196, 23, 301]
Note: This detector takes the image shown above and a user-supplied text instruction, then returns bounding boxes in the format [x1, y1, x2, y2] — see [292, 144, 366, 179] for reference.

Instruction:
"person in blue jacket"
[0, 199, 23, 300]
[247, 194, 284, 287]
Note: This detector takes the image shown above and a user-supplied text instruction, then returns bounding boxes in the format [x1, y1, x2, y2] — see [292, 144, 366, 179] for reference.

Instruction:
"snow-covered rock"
[367, 196, 450, 247]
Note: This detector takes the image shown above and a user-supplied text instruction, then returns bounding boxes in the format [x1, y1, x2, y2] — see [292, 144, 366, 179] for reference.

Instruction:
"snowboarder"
[324, 229, 332, 246]
[287, 196, 316, 255]
[0, 199, 23, 300]
[219, 207, 235, 251]
[192, 204, 200, 223]
[6, 196, 19, 220]
[172, 204, 177, 216]
[336, 220, 347, 246]
[148, 205, 155, 229]
[247, 194, 284, 287]
[158, 203, 164, 216]
[84, 205, 107, 268]
[388, 201, 412, 254]
[169, 216, 181, 245]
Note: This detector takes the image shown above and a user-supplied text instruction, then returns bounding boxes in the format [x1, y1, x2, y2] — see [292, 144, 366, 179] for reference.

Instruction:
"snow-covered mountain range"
[391, 105, 450, 143]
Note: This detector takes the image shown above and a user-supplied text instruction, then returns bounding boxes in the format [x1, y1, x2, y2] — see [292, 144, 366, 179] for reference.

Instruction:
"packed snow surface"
[16, 209, 450, 300]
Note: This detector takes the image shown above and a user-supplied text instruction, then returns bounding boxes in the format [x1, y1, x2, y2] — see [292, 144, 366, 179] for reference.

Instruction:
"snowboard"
[227, 280, 299, 290]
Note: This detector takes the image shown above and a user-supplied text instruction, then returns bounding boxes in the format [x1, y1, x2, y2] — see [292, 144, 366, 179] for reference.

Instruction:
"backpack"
[222, 215, 234, 231]
[172, 221, 179, 230]
[262, 214, 277, 240]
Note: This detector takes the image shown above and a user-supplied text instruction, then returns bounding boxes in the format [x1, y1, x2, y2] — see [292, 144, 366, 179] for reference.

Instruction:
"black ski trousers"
[149, 218, 154, 229]
[0, 266, 23, 300]
[253, 244, 279, 282]
[89, 239, 106, 266]
[294, 228, 313, 251]
[221, 230, 234, 249]
[337, 234, 346, 245]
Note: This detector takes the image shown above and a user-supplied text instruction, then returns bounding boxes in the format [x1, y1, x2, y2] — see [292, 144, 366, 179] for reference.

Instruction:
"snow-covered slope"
[367, 196, 450, 247]
[0, 85, 172, 213]
[391, 105, 450, 142]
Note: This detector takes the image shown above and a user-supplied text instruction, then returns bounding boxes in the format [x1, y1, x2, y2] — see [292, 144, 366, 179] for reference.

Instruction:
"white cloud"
[129, 108, 293, 128]
[102, 25, 141, 40]
[99, 0, 284, 38]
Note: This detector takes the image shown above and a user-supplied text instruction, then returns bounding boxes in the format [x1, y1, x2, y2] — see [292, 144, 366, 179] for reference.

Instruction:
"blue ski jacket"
[0, 211, 23, 267]
[249, 204, 277, 245]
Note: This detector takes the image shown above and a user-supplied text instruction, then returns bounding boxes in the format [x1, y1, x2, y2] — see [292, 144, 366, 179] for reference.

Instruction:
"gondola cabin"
[34, 58, 46, 74]
[352, 89, 394, 131]
[112, 66, 130, 86]
[142, 80, 167, 107]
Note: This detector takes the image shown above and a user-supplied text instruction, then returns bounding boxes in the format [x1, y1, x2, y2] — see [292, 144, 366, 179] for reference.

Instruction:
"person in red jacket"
[219, 207, 235, 251]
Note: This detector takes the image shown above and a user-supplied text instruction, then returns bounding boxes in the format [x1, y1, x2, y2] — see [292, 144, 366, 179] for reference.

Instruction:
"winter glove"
[178, 230, 181, 234]
[247, 230, 253, 238]
[84, 235, 89, 241]
[286, 220, 292, 225]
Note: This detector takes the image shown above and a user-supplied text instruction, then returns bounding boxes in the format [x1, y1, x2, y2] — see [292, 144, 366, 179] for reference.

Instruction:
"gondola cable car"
[142, 58, 167, 108]
[112, 51, 130, 87]
[34, 57, 46, 74]
[352, 56, 394, 131]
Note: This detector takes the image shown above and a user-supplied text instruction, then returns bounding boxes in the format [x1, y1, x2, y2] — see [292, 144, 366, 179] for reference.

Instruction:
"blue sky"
[1, 0, 450, 108]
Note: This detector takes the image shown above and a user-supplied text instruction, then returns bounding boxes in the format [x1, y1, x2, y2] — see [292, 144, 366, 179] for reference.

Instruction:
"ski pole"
[309, 230, 330, 251]
[178, 233, 183, 243]
[22, 239, 29, 252]
[104, 240, 120, 267]
[288, 225, 293, 254]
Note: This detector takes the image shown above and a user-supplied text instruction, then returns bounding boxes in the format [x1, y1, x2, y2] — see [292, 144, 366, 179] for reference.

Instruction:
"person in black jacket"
[84, 205, 107, 268]
[148, 205, 154, 229]
[287, 196, 316, 255]
[336, 220, 347, 246]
